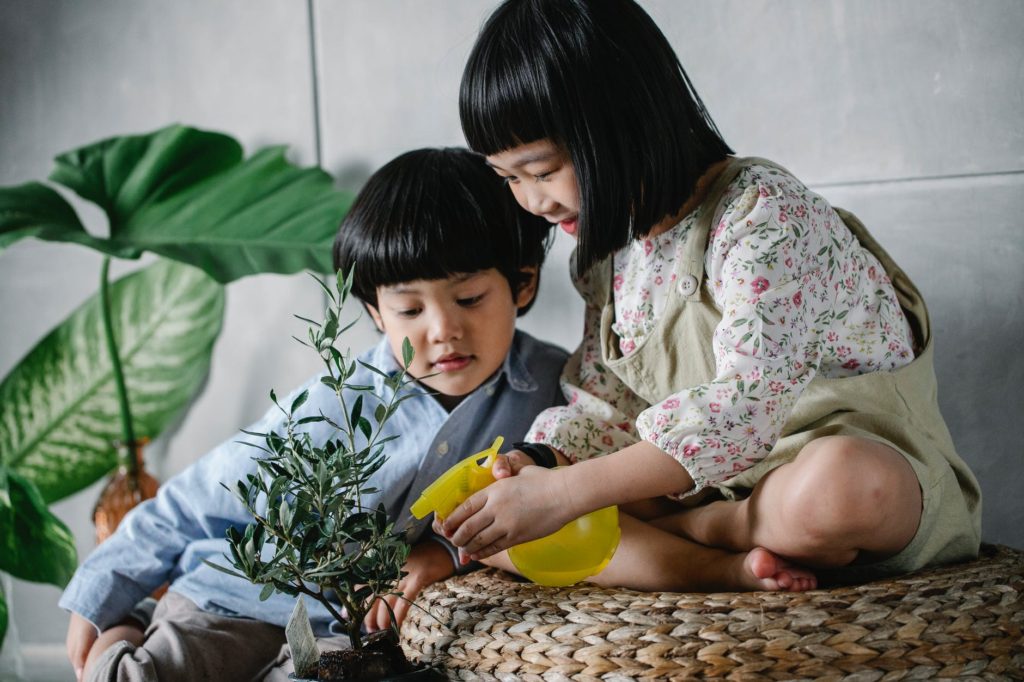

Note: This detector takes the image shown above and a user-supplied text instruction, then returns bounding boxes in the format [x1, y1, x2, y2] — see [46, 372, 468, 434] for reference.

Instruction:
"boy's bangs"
[333, 147, 548, 309]
[368, 204, 509, 290]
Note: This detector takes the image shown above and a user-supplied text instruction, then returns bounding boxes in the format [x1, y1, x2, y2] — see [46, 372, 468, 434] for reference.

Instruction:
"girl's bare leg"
[480, 513, 816, 592]
[653, 435, 922, 568]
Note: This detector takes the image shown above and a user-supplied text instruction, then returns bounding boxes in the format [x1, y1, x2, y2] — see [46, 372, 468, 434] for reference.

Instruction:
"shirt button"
[436, 441, 449, 456]
[677, 274, 699, 296]
[485, 386, 495, 397]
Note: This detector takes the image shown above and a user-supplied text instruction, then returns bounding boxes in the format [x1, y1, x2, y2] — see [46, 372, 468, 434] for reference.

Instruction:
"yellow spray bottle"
[410, 436, 620, 587]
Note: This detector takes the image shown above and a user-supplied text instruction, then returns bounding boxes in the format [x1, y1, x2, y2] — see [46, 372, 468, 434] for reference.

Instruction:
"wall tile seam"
[810, 168, 1024, 193]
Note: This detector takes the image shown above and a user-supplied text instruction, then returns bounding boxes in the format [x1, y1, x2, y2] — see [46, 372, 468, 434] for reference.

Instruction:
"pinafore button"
[677, 274, 699, 296]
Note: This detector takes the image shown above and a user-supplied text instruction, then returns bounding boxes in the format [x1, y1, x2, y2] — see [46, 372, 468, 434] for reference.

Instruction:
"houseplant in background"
[209, 270, 438, 681]
[0, 124, 353, 652]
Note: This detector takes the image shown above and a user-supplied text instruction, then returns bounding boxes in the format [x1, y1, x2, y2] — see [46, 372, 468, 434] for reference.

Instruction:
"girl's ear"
[514, 267, 540, 310]
[365, 302, 386, 333]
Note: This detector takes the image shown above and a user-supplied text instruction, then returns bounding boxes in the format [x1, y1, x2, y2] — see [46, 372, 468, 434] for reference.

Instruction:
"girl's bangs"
[461, 42, 554, 155]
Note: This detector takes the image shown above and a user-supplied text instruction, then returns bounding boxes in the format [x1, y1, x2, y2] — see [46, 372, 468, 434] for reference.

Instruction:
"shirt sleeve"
[526, 270, 650, 462]
[637, 172, 849, 495]
[57, 376, 328, 631]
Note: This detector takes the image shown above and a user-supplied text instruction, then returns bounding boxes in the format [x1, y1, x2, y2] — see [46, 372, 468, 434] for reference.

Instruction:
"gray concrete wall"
[1, 2, 1021, 679]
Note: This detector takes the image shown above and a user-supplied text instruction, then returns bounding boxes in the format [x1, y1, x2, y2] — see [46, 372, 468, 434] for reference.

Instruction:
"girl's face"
[486, 139, 580, 237]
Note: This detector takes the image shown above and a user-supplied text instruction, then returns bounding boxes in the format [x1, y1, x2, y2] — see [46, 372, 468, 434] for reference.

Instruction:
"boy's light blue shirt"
[59, 330, 567, 637]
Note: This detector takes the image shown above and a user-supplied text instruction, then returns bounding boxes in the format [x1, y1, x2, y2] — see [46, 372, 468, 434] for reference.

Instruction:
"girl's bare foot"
[736, 547, 817, 592]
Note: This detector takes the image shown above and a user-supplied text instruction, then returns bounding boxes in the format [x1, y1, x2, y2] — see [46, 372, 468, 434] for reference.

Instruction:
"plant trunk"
[99, 257, 138, 472]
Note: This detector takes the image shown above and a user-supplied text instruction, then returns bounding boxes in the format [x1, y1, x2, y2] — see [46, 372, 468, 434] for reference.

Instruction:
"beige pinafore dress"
[590, 157, 981, 580]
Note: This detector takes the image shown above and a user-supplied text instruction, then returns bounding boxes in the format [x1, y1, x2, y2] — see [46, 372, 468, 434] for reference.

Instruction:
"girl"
[438, 0, 981, 591]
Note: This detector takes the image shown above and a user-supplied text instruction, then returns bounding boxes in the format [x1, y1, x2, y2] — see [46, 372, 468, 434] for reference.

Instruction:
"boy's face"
[486, 138, 580, 238]
[367, 268, 536, 410]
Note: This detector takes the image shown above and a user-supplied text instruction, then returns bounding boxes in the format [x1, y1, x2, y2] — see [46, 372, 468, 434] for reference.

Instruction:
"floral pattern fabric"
[527, 163, 915, 496]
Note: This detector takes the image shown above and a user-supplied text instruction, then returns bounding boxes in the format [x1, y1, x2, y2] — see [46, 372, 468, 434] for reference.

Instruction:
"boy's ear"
[514, 267, 540, 310]
[365, 302, 386, 332]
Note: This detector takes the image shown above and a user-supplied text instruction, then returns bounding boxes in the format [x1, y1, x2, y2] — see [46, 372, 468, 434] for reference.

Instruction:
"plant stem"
[100, 257, 137, 470]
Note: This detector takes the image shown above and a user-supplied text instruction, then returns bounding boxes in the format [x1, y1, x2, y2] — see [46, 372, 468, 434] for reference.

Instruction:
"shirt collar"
[365, 330, 538, 394]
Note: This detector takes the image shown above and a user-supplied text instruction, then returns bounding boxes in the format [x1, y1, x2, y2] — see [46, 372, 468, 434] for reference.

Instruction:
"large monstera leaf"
[0, 259, 224, 503]
[0, 124, 353, 282]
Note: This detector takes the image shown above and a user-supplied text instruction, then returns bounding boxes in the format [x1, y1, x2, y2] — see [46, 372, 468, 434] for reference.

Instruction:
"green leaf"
[50, 125, 242, 225]
[290, 390, 309, 414]
[357, 417, 372, 441]
[259, 582, 276, 601]
[0, 124, 354, 282]
[401, 338, 414, 369]
[0, 580, 6, 650]
[350, 395, 363, 427]
[0, 471, 76, 586]
[0, 259, 224, 502]
[202, 557, 249, 581]
[0, 183, 109, 254]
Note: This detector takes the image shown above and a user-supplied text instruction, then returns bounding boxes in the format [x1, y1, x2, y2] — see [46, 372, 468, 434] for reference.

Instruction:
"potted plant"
[0, 124, 353, 651]
[208, 269, 440, 681]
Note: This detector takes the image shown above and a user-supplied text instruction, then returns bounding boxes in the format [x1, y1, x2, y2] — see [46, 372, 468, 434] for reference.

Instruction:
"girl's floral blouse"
[527, 163, 915, 497]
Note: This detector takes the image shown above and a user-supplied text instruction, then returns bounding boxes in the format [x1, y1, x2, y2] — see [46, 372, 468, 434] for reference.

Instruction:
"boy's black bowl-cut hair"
[333, 147, 551, 316]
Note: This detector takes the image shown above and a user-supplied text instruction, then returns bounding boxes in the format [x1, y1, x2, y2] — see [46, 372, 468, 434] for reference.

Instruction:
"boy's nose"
[428, 310, 463, 342]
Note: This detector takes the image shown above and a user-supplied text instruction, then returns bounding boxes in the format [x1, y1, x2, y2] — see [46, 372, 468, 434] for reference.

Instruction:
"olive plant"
[208, 269, 416, 651]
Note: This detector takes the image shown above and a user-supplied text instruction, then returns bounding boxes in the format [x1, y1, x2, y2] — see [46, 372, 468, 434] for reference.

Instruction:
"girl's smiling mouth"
[558, 217, 578, 236]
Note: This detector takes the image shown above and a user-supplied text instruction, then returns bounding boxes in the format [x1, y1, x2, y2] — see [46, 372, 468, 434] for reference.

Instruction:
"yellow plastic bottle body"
[410, 438, 621, 587]
[508, 478, 620, 587]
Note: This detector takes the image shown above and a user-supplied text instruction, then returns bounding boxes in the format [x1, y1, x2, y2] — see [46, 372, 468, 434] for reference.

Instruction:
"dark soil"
[316, 630, 413, 681]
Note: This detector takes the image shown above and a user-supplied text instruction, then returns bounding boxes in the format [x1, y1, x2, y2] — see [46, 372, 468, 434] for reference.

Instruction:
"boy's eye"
[396, 308, 421, 318]
[457, 294, 485, 307]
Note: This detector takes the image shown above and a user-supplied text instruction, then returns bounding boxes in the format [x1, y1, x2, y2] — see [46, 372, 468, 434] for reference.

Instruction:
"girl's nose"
[520, 185, 555, 217]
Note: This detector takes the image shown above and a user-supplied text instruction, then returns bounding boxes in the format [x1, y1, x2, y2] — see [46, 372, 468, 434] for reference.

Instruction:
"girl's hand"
[439, 465, 574, 560]
[363, 539, 454, 633]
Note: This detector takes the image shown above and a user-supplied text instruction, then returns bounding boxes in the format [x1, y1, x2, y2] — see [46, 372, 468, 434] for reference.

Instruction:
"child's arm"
[440, 440, 694, 560]
[59, 375, 335, 634]
[363, 538, 456, 632]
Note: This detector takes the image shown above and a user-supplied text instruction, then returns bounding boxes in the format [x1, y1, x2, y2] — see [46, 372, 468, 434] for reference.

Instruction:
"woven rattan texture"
[401, 544, 1023, 681]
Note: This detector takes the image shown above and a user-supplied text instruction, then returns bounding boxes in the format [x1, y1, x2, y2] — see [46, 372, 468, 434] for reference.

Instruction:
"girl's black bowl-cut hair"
[460, 0, 733, 277]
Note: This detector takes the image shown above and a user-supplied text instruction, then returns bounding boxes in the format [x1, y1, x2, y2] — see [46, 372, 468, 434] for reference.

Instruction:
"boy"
[61, 147, 567, 681]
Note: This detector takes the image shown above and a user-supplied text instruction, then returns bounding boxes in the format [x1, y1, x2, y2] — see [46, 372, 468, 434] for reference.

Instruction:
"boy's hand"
[490, 448, 536, 479]
[67, 612, 98, 681]
[439, 465, 574, 561]
[364, 539, 454, 633]
[67, 613, 146, 681]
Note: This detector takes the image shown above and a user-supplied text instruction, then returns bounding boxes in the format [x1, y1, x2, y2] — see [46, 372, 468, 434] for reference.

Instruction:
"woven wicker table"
[401, 544, 1023, 680]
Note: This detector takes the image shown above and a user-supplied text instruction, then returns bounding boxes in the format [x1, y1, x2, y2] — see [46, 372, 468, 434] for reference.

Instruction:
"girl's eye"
[457, 294, 485, 307]
[501, 176, 519, 186]
[534, 171, 553, 182]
